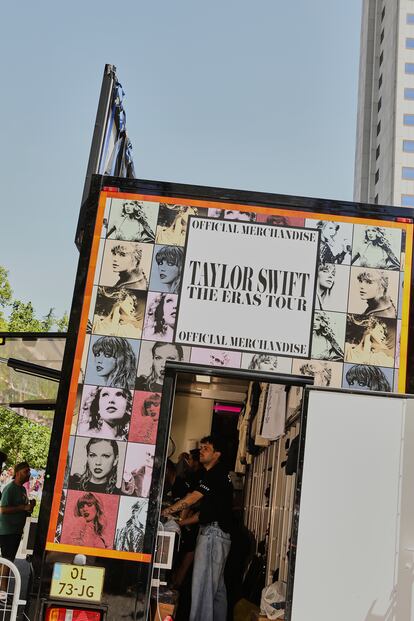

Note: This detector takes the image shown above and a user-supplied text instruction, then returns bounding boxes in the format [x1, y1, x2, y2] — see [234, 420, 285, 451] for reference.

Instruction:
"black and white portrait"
[148, 245, 184, 294]
[105, 198, 158, 242]
[77, 385, 133, 442]
[69, 437, 126, 495]
[99, 240, 153, 290]
[347, 267, 399, 318]
[142, 292, 178, 342]
[114, 497, 149, 553]
[306, 219, 353, 265]
[190, 347, 241, 368]
[136, 341, 190, 392]
[85, 335, 139, 390]
[92, 287, 146, 339]
[344, 314, 396, 368]
[342, 363, 393, 392]
[315, 263, 350, 312]
[241, 353, 292, 373]
[311, 311, 346, 361]
[156, 204, 206, 246]
[292, 358, 343, 388]
[121, 443, 155, 498]
[351, 225, 401, 270]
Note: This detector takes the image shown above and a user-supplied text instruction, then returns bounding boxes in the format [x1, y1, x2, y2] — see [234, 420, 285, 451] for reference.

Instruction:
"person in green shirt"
[0, 461, 35, 597]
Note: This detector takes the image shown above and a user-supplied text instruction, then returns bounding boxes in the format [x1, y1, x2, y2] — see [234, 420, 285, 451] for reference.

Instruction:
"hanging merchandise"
[261, 384, 287, 441]
[247, 382, 263, 456]
[284, 435, 300, 475]
[252, 383, 271, 447]
[286, 386, 303, 419]
[235, 400, 248, 473]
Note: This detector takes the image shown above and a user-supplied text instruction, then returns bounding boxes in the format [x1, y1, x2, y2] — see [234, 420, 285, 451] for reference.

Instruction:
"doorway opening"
[149, 362, 312, 621]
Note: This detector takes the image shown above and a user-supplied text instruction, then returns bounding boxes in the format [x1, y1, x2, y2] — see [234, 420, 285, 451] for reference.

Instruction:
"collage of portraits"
[52, 196, 408, 556]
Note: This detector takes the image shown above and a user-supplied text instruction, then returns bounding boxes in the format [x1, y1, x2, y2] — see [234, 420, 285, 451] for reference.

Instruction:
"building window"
[381, 6, 385, 21]
[380, 29, 385, 42]
[407, 14, 414, 24]
[402, 167, 414, 179]
[378, 97, 382, 111]
[406, 62, 414, 73]
[375, 169, 380, 184]
[376, 145, 381, 159]
[404, 88, 414, 100]
[402, 195, 414, 207]
[403, 140, 414, 152]
[379, 51, 384, 65]
[406, 38, 414, 48]
[379, 74, 383, 88]
[374, 195, 379, 204]
[377, 120, 381, 135]
[404, 114, 414, 125]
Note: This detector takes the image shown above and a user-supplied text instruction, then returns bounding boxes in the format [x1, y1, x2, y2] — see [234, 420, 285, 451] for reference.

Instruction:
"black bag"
[285, 435, 299, 475]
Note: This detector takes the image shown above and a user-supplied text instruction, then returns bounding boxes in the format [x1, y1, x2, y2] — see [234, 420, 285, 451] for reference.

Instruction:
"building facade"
[354, 0, 414, 207]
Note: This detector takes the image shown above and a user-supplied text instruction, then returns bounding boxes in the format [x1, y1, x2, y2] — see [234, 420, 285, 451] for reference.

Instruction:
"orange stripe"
[47, 193, 107, 542]
[45, 541, 151, 563]
[101, 190, 412, 228]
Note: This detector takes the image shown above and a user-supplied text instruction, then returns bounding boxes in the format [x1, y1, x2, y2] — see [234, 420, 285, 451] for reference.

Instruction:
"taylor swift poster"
[99, 240, 153, 291]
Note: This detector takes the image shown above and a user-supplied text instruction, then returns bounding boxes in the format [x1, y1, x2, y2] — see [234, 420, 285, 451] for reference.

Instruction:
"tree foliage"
[0, 406, 51, 468]
[0, 267, 68, 332]
[0, 268, 65, 474]
[0, 267, 12, 330]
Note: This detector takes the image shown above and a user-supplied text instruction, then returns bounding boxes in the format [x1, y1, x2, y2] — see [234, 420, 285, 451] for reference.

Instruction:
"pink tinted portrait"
[60, 489, 119, 550]
[129, 391, 161, 444]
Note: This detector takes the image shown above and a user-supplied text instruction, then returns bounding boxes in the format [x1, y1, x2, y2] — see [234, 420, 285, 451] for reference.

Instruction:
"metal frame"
[75, 64, 117, 249]
[151, 362, 312, 617]
[0, 558, 22, 621]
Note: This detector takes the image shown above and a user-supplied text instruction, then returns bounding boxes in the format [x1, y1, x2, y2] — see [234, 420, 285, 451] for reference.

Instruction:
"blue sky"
[0, 0, 362, 319]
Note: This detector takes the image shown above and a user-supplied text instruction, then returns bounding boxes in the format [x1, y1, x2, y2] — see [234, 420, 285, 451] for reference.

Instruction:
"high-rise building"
[354, 0, 414, 207]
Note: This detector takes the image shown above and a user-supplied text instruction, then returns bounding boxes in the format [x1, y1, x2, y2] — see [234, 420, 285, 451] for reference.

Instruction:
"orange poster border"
[47, 189, 413, 561]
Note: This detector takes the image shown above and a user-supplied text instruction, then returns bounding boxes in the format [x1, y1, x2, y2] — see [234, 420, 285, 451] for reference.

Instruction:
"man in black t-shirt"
[162, 435, 233, 621]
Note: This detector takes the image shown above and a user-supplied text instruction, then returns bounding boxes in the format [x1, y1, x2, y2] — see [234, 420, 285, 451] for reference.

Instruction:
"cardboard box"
[151, 600, 175, 620]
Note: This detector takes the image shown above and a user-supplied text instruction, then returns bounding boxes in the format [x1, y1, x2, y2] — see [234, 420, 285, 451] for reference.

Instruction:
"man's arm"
[161, 490, 203, 517]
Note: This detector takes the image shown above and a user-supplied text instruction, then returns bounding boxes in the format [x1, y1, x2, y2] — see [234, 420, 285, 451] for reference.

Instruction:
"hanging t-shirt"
[252, 384, 271, 447]
[261, 384, 287, 441]
[286, 386, 303, 420]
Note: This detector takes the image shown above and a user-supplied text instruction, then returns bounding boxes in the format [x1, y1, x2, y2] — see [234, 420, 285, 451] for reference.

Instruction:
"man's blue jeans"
[189, 522, 231, 621]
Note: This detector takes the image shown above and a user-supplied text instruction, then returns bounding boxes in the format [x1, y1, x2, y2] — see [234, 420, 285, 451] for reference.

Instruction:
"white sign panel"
[175, 217, 319, 358]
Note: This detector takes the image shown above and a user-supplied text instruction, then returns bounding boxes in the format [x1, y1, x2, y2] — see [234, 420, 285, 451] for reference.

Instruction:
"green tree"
[55, 311, 69, 332]
[0, 266, 68, 332]
[0, 267, 12, 330]
[0, 406, 51, 468]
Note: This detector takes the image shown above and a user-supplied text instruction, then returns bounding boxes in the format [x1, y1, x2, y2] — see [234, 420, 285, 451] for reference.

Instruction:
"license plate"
[50, 563, 105, 603]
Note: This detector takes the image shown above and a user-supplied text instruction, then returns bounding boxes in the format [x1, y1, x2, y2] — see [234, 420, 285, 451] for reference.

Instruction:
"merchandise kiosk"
[29, 175, 414, 620]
